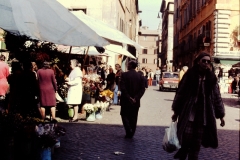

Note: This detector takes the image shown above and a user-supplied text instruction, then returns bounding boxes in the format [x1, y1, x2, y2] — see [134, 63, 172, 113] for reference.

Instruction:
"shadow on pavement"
[52, 123, 239, 160]
[221, 97, 239, 108]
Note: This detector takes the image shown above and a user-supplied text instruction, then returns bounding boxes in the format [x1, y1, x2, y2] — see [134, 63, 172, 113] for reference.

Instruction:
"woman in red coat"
[37, 61, 57, 120]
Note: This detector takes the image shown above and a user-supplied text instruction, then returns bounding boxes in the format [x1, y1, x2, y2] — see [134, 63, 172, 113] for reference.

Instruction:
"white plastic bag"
[162, 122, 181, 153]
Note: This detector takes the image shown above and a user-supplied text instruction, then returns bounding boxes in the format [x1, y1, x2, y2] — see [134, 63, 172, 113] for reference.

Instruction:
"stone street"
[53, 86, 240, 160]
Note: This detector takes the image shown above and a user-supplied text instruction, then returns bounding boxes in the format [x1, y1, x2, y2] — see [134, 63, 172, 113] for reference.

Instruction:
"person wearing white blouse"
[65, 59, 83, 122]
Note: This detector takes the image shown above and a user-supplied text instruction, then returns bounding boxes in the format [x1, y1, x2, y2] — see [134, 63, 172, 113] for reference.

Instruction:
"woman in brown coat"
[171, 53, 225, 160]
[37, 61, 57, 120]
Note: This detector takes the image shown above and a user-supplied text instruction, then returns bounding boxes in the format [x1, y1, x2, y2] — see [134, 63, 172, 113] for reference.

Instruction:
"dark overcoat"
[172, 66, 225, 148]
[120, 69, 145, 115]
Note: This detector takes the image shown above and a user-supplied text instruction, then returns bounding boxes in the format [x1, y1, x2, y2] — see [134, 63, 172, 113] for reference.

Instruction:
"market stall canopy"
[71, 11, 143, 50]
[232, 62, 240, 68]
[104, 44, 136, 59]
[0, 0, 109, 47]
[58, 45, 109, 56]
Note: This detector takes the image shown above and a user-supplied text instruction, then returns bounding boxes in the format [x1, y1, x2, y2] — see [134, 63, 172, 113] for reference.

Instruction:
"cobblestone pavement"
[53, 86, 239, 160]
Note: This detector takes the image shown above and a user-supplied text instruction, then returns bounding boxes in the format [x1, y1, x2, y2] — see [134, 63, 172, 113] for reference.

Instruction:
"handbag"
[162, 122, 181, 153]
[56, 92, 64, 102]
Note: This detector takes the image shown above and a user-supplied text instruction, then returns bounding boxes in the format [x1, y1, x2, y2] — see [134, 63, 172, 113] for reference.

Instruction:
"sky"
[138, 0, 162, 30]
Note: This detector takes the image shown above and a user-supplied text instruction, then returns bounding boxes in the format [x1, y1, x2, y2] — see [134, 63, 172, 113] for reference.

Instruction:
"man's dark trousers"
[121, 106, 139, 137]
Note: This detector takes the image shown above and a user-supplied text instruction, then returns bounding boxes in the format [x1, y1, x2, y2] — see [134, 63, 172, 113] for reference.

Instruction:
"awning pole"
[68, 46, 72, 64]
[83, 46, 90, 66]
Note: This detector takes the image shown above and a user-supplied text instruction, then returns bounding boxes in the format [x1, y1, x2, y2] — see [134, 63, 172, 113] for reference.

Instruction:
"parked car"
[159, 72, 179, 91]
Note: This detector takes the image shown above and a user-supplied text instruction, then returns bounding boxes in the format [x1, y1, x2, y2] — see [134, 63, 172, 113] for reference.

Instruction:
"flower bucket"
[68, 108, 74, 118]
[40, 147, 51, 160]
[95, 111, 102, 119]
[86, 112, 95, 121]
[54, 138, 61, 148]
[95, 109, 103, 119]
[90, 97, 95, 104]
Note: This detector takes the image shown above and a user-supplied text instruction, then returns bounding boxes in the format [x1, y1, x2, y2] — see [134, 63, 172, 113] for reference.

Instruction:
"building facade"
[173, 0, 240, 69]
[160, 0, 174, 72]
[138, 26, 160, 71]
[57, 0, 141, 70]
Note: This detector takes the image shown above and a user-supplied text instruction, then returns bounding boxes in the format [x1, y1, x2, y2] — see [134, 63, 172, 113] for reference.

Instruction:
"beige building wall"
[173, 0, 239, 68]
[138, 27, 160, 71]
[57, 0, 139, 71]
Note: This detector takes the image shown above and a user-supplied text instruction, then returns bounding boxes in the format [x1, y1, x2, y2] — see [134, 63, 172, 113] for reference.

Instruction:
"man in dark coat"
[120, 60, 145, 139]
[171, 52, 225, 160]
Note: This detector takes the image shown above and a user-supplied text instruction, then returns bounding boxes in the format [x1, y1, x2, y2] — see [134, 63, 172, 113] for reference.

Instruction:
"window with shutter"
[193, 0, 196, 16]
[143, 49, 147, 54]
[189, 0, 192, 20]
[154, 59, 157, 64]
[142, 58, 147, 64]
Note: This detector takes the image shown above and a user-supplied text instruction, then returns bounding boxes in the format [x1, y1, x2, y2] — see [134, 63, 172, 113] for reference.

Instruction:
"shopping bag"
[162, 122, 181, 153]
[56, 92, 64, 102]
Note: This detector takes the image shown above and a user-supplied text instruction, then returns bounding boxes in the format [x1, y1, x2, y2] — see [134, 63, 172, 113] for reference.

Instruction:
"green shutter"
[0, 41, 6, 49]
[220, 60, 240, 65]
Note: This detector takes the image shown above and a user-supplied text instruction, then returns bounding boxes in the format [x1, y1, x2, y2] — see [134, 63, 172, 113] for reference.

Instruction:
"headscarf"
[194, 52, 211, 66]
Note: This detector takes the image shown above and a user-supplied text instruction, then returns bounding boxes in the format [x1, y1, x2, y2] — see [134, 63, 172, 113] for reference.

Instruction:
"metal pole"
[83, 46, 90, 66]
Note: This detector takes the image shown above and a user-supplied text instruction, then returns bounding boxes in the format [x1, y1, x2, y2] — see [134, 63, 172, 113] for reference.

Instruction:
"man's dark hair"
[0, 55, 5, 61]
[128, 60, 137, 69]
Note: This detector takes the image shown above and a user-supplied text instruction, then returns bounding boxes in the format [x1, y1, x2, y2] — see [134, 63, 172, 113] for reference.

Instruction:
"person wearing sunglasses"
[171, 52, 225, 160]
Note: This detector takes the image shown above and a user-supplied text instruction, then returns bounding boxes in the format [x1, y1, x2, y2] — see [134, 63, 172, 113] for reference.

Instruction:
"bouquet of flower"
[90, 83, 97, 97]
[35, 122, 66, 148]
[0, 112, 44, 137]
[99, 89, 113, 103]
[94, 101, 110, 112]
[83, 103, 98, 113]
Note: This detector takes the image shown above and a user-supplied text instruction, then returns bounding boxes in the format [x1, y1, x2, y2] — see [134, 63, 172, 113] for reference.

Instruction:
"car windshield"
[163, 73, 179, 78]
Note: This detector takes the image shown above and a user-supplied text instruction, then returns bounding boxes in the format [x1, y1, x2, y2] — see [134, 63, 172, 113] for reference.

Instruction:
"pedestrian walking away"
[171, 52, 225, 160]
[120, 60, 145, 139]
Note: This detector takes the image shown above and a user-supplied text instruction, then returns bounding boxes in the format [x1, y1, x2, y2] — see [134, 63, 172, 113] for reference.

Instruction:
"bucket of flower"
[0, 112, 52, 159]
[35, 120, 66, 160]
[93, 101, 109, 119]
[83, 103, 98, 122]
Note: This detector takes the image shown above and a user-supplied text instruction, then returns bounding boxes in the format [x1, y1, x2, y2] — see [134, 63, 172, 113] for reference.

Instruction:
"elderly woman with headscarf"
[65, 59, 83, 122]
[37, 61, 57, 120]
[171, 52, 225, 160]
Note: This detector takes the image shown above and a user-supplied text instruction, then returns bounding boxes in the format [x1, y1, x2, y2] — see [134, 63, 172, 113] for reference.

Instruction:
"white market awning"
[0, 0, 109, 47]
[104, 44, 136, 59]
[71, 11, 143, 50]
[57, 45, 109, 56]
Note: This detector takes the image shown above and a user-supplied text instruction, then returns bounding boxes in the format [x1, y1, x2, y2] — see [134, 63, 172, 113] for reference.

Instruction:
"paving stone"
[53, 86, 239, 160]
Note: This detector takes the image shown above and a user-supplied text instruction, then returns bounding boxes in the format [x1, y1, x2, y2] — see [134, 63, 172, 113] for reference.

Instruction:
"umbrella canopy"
[71, 11, 143, 50]
[0, 0, 109, 47]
